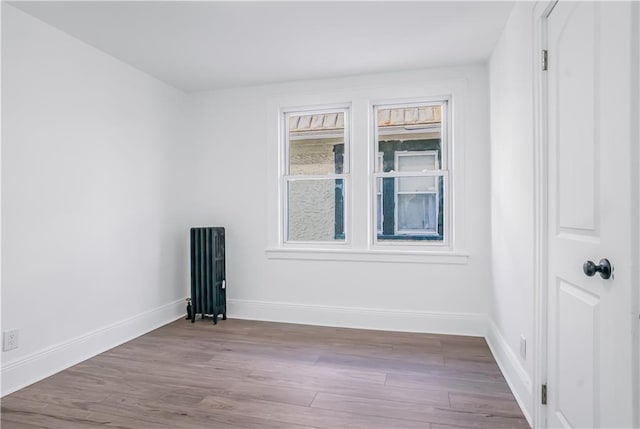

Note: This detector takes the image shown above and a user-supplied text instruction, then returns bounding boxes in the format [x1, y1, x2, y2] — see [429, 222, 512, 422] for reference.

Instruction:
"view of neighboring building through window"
[282, 101, 447, 246]
[284, 109, 348, 242]
[374, 102, 446, 242]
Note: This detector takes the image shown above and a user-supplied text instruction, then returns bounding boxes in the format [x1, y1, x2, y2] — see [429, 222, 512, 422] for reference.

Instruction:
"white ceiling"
[10, 1, 515, 93]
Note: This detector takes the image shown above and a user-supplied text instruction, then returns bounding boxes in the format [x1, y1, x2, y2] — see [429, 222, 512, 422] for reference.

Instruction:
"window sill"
[265, 248, 469, 264]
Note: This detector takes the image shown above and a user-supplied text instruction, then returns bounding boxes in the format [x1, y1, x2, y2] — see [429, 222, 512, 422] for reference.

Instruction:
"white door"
[546, 2, 635, 428]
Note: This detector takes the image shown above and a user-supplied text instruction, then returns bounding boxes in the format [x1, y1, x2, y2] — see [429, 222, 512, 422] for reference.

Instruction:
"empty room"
[1, 1, 639, 428]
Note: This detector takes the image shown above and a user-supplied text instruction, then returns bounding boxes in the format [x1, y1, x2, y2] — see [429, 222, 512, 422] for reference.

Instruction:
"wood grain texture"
[1, 319, 528, 428]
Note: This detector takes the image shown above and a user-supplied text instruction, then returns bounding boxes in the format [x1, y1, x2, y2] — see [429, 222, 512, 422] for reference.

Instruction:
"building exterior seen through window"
[283, 101, 447, 245]
[374, 102, 446, 242]
[284, 109, 347, 242]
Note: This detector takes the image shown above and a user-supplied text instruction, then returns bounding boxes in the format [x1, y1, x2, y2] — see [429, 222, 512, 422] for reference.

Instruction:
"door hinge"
[542, 50, 548, 71]
[541, 383, 548, 404]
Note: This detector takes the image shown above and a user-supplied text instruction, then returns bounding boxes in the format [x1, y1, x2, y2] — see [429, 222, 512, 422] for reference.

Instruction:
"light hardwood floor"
[1, 319, 528, 428]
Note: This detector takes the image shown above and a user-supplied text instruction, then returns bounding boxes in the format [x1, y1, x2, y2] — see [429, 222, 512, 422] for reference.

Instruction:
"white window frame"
[281, 105, 350, 245]
[393, 150, 440, 236]
[371, 99, 451, 248]
[376, 152, 384, 234]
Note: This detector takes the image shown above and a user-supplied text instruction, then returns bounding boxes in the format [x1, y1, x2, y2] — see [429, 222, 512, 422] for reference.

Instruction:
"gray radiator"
[189, 227, 226, 324]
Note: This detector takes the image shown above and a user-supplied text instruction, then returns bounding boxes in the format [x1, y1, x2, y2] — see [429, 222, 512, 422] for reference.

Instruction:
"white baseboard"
[1, 299, 185, 397]
[485, 319, 533, 427]
[227, 298, 487, 337]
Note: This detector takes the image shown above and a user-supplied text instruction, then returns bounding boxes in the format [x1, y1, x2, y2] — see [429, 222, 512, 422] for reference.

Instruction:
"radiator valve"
[186, 298, 192, 320]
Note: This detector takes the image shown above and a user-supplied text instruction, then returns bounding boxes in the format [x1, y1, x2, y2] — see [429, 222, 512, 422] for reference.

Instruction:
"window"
[373, 102, 447, 243]
[270, 88, 465, 263]
[283, 108, 349, 243]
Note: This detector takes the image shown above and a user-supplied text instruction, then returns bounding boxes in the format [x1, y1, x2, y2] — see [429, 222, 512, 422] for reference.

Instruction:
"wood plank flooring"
[1, 319, 529, 428]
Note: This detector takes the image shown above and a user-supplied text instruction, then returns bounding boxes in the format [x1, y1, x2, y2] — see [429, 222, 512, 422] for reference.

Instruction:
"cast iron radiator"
[188, 227, 227, 324]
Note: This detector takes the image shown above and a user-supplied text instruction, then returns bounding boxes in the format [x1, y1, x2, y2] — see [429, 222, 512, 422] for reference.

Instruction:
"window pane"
[375, 104, 442, 173]
[376, 175, 444, 241]
[288, 111, 345, 175]
[397, 176, 437, 193]
[397, 153, 438, 171]
[287, 179, 344, 242]
[397, 193, 437, 233]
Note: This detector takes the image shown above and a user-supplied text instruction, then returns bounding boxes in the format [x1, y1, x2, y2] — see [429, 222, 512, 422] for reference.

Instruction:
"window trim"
[265, 247, 469, 264]
[266, 79, 468, 264]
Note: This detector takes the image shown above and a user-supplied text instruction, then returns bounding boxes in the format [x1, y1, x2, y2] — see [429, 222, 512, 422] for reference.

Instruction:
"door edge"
[532, 1, 558, 428]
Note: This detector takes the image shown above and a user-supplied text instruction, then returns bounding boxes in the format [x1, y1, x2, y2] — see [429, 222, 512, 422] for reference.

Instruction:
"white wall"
[1, 5, 190, 395]
[185, 65, 492, 334]
[634, 3, 640, 425]
[488, 2, 536, 423]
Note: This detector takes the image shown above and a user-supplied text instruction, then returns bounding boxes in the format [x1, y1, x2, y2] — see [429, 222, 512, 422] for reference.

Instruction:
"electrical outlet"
[520, 335, 526, 360]
[3, 329, 19, 351]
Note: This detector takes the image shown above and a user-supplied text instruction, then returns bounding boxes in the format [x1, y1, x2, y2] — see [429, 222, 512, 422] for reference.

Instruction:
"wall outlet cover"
[519, 335, 526, 360]
[3, 330, 19, 351]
